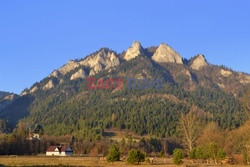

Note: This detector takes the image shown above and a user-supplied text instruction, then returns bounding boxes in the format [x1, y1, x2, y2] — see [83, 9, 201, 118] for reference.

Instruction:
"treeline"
[0, 125, 55, 155]
[0, 119, 249, 165]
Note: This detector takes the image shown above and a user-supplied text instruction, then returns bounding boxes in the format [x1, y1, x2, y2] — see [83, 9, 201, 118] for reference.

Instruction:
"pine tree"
[106, 144, 120, 163]
[127, 149, 145, 165]
[173, 148, 184, 165]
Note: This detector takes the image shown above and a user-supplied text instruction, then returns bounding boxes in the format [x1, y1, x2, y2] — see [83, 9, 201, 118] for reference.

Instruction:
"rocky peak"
[49, 48, 120, 78]
[152, 43, 183, 64]
[80, 48, 120, 76]
[124, 41, 143, 61]
[190, 54, 208, 70]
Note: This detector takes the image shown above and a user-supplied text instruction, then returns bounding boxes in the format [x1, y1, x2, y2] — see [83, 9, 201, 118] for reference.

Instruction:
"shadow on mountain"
[0, 94, 34, 128]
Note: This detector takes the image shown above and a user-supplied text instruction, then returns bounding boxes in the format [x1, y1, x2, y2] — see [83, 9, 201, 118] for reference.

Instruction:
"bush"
[196, 146, 208, 160]
[173, 148, 184, 165]
[159, 150, 165, 157]
[217, 149, 226, 160]
[189, 148, 196, 159]
[106, 144, 120, 162]
[243, 150, 249, 165]
[205, 142, 227, 164]
[127, 149, 145, 165]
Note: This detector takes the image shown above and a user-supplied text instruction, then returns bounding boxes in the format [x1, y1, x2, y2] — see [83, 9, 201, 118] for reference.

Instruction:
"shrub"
[243, 150, 249, 165]
[159, 150, 165, 157]
[106, 144, 120, 162]
[127, 149, 145, 165]
[173, 148, 184, 165]
[196, 146, 208, 160]
[217, 149, 226, 160]
[189, 148, 196, 159]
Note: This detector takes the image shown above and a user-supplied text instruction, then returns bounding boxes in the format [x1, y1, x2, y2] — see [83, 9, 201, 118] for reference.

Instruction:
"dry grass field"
[0, 156, 246, 167]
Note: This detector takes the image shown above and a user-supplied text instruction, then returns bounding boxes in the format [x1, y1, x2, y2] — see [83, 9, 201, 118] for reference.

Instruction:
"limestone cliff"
[190, 54, 208, 70]
[70, 69, 86, 80]
[43, 80, 54, 90]
[124, 41, 143, 61]
[152, 43, 183, 64]
[239, 73, 250, 84]
[79, 49, 120, 76]
[30, 85, 38, 93]
[220, 69, 232, 77]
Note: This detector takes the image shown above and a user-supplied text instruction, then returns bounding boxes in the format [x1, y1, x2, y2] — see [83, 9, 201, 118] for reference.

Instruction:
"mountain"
[0, 91, 10, 99]
[0, 91, 18, 111]
[0, 91, 18, 132]
[0, 41, 249, 139]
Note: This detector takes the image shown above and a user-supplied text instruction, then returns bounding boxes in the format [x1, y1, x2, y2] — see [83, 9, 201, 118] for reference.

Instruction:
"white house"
[46, 145, 73, 156]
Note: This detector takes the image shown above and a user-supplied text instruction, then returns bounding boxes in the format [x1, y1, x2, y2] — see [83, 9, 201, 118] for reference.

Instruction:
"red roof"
[46, 146, 60, 152]
[46, 145, 72, 152]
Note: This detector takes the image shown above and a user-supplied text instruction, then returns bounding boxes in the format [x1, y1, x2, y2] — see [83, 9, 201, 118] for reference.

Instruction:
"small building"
[27, 124, 43, 140]
[46, 145, 73, 156]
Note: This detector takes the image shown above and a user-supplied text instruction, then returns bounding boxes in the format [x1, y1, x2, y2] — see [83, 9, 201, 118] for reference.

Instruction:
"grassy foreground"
[0, 156, 166, 167]
[0, 156, 245, 167]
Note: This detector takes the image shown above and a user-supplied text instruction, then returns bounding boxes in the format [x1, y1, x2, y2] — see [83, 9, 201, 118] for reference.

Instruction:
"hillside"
[0, 91, 18, 113]
[0, 91, 10, 100]
[0, 41, 249, 139]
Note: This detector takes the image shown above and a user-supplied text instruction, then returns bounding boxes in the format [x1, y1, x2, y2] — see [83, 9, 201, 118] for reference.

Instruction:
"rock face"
[239, 73, 250, 84]
[70, 69, 86, 80]
[79, 49, 120, 76]
[181, 69, 193, 82]
[0, 91, 10, 99]
[30, 85, 38, 93]
[3, 94, 17, 101]
[59, 79, 64, 84]
[58, 60, 80, 75]
[20, 90, 28, 96]
[124, 41, 143, 61]
[217, 83, 225, 88]
[152, 43, 183, 64]
[220, 69, 232, 77]
[49, 49, 119, 77]
[43, 80, 54, 90]
[50, 70, 61, 78]
[190, 54, 208, 70]
[0, 93, 18, 111]
[50, 60, 79, 77]
[33, 41, 250, 94]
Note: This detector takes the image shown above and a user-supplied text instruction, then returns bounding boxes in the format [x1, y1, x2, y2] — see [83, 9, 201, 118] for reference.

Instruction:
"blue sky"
[0, 0, 250, 94]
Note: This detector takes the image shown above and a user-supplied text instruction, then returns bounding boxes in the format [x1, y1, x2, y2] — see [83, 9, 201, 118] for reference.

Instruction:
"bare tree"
[179, 111, 201, 151]
[196, 122, 225, 148]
